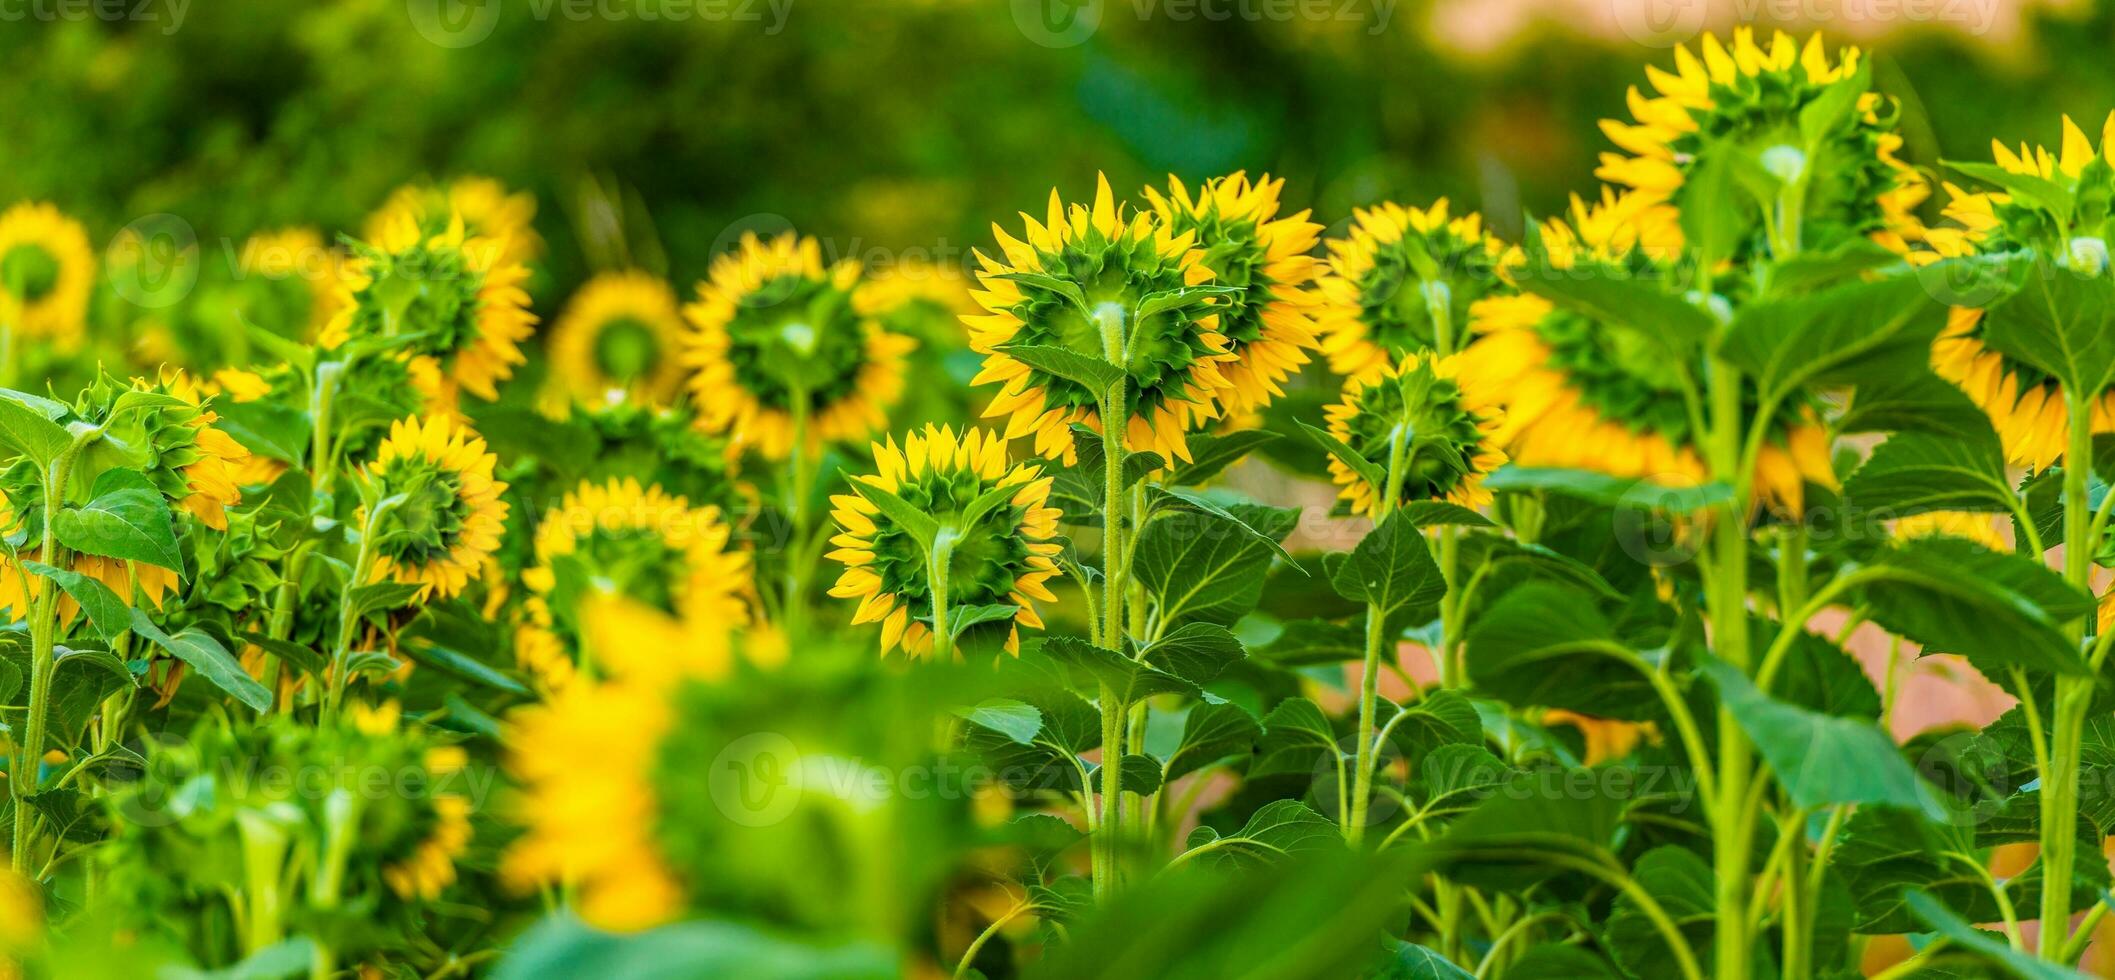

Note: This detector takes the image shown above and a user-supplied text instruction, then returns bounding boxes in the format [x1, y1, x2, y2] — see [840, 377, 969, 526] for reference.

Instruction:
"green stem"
[13, 446, 80, 873]
[1091, 303, 1130, 902]
[2039, 388, 2094, 959]
[785, 386, 814, 643]
[929, 529, 956, 661]
[323, 501, 388, 722]
[1707, 357, 1755, 980]
[1348, 427, 1410, 843]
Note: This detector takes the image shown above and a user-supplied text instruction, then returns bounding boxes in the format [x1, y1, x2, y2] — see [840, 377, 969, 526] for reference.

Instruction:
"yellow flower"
[237, 226, 346, 340]
[1323, 352, 1507, 517]
[161, 371, 255, 530]
[322, 209, 538, 412]
[1596, 28, 1927, 255]
[1316, 199, 1512, 381]
[681, 232, 916, 460]
[505, 594, 727, 931]
[366, 175, 542, 267]
[1143, 172, 1322, 413]
[854, 256, 977, 333]
[201, 368, 290, 486]
[1543, 710, 1650, 766]
[344, 700, 475, 902]
[548, 270, 690, 407]
[1921, 113, 2115, 470]
[515, 478, 754, 691]
[0, 201, 95, 351]
[828, 424, 1062, 656]
[0, 509, 176, 626]
[1455, 191, 1833, 512]
[362, 415, 510, 600]
[968, 173, 1237, 463]
[1891, 511, 2006, 551]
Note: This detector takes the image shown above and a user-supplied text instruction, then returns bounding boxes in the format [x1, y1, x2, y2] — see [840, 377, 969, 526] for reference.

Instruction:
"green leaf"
[1374, 941, 1473, 980]
[1482, 466, 1731, 514]
[1251, 697, 1340, 779]
[0, 389, 73, 466]
[1162, 701, 1260, 782]
[993, 272, 1093, 317]
[957, 698, 1042, 745]
[1678, 145, 1758, 269]
[1798, 55, 1870, 146]
[1068, 424, 1163, 489]
[1035, 637, 1199, 704]
[1904, 890, 2081, 980]
[1838, 806, 2109, 935]
[1434, 770, 1630, 891]
[847, 477, 940, 548]
[1502, 947, 1623, 979]
[53, 470, 183, 572]
[1134, 284, 1244, 322]
[1134, 503, 1299, 628]
[1977, 262, 2115, 396]
[1330, 512, 1445, 632]
[128, 615, 271, 712]
[1392, 501, 1493, 528]
[1704, 660, 1934, 812]
[347, 581, 425, 621]
[1150, 487, 1296, 564]
[1605, 846, 1717, 980]
[1838, 371, 1994, 437]
[1943, 160, 2076, 218]
[1455, 534, 1623, 600]
[1381, 689, 1481, 760]
[21, 560, 132, 645]
[491, 917, 896, 980]
[1179, 799, 1336, 867]
[1718, 272, 1948, 407]
[401, 640, 531, 696]
[994, 343, 1123, 399]
[1464, 583, 1656, 720]
[1513, 257, 1714, 351]
[1859, 536, 2094, 677]
[1166, 430, 1278, 486]
[1137, 622, 1245, 687]
[1293, 419, 1385, 494]
[1409, 744, 1509, 821]
[1841, 431, 2013, 518]
[1254, 619, 1364, 666]
[944, 603, 1020, 640]
[1769, 237, 1912, 295]
[342, 650, 403, 679]
[211, 398, 312, 466]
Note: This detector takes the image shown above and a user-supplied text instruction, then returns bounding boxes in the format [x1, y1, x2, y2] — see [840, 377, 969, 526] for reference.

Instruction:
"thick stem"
[323, 503, 386, 722]
[2039, 390, 2095, 959]
[1707, 359, 1754, 980]
[1091, 303, 1130, 901]
[1348, 428, 1410, 843]
[929, 529, 956, 661]
[13, 451, 76, 872]
[785, 387, 814, 643]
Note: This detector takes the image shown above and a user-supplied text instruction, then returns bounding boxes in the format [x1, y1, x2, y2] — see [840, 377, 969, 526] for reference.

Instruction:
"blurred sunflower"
[681, 231, 915, 460]
[1891, 510, 2006, 551]
[1317, 199, 1512, 381]
[548, 270, 689, 406]
[1143, 172, 1322, 414]
[507, 595, 732, 931]
[236, 227, 345, 341]
[968, 174, 1236, 462]
[1324, 352, 1506, 517]
[366, 175, 542, 267]
[827, 424, 1062, 656]
[1596, 28, 1926, 255]
[200, 367, 292, 486]
[854, 256, 977, 337]
[1921, 113, 2115, 469]
[1456, 190, 1833, 511]
[322, 209, 538, 412]
[156, 372, 255, 530]
[350, 701, 476, 901]
[363, 415, 509, 600]
[0, 201, 95, 352]
[515, 478, 753, 690]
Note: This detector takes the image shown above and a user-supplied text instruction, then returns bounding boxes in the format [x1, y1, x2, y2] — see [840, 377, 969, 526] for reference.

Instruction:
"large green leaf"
[1329, 511, 1445, 633]
[1718, 272, 1949, 406]
[1035, 637, 1199, 704]
[1137, 622, 1245, 687]
[1705, 661, 1934, 812]
[493, 916, 895, 980]
[1161, 701, 1261, 782]
[129, 614, 272, 712]
[53, 470, 184, 572]
[1165, 430, 1278, 486]
[1838, 371, 1994, 437]
[1133, 503, 1298, 628]
[1483, 466, 1731, 514]
[1976, 262, 2115, 396]
[1841, 431, 2014, 518]
[1858, 537, 2094, 677]
[1179, 799, 1337, 868]
[1904, 891, 2082, 980]
[1433, 770, 1631, 891]
[1464, 583, 1657, 721]
[1604, 846, 1718, 980]
[0, 389, 74, 466]
[1834, 803, 2110, 934]
[1512, 241, 1714, 351]
[1374, 941, 1473, 980]
[994, 342, 1124, 400]
[21, 560, 132, 645]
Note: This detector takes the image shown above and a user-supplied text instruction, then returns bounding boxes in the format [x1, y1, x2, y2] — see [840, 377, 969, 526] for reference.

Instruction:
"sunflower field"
[12, 5, 2115, 978]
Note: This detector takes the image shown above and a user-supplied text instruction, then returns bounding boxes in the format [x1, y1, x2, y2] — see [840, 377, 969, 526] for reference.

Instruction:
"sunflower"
[0, 201, 95, 351]
[201, 368, 291, 486]
[515, 478, 754, 690]
[1596, 28, 1927, 256]
[506, 594, 726, 931]
[236, 227, 346, 340]
[322, 209, 538, 412]
[1324, 352, 1506, 517]
[1891, 510, 2007, 551]
[681, 231, 916, 460]
[854, 256, 977, 336]
[366, 175, 542, 267]
[157, 372, 255, 530]
[827, 424, 1062, 657]
[348, 701, 477, 901]
[1316, 199, 1513, 381]
[362, 415, 510, 600]
[0, 502, 177, 626]
[969, 174, 1238, 463]
[1455, 190, 1834, 511]
[1143, 172, 1322, 414]
[548, 270, 689, 406]
[1921, 113, 2115, 470]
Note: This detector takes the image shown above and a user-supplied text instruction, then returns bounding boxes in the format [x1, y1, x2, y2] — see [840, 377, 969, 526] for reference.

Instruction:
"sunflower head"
[682, 232, 915, 460]
[366, 175, 542, 266]
[323, 208, 538, 409]
[550, 270, 689, 406]
[1143, 172, 1323, 413]
[516, 478, 753, 691]
[64, 370, 252, 532]
[0, 201, 95, 350]
[1891, 510, 2006, 551]
[364, 415, 509, 600]
[1324, 353, 1506, 516]
[1317, 199, 1513, 381]
[1457, 192, 1833, 512]
[1597, 28, 1926, 256]
[855, 256, 977, 340]
[1923, 115, 2115, 470]
[828, 425, 1062, 656]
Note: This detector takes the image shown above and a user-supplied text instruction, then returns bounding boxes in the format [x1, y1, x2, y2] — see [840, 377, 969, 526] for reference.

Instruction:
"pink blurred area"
[1427, 0, 2082, 59]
